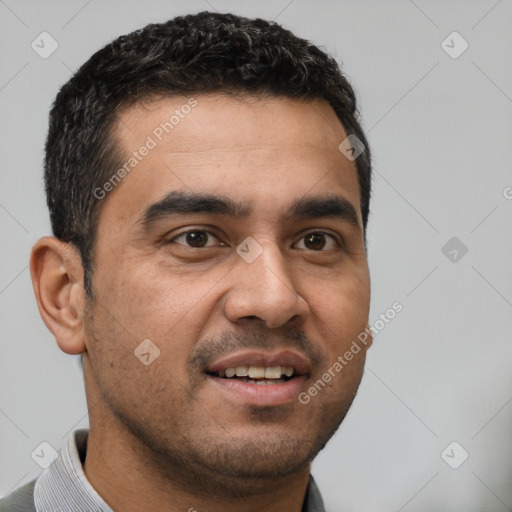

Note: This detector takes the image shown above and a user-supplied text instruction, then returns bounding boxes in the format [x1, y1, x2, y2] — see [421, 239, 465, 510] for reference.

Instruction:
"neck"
[83, 420, 311, 512]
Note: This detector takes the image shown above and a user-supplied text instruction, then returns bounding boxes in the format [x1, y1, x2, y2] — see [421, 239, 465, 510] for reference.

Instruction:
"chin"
[202, 440, 313, 479]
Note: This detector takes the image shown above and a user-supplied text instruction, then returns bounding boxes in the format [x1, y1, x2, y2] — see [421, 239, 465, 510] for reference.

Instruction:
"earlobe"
[30, 236, 87, 355]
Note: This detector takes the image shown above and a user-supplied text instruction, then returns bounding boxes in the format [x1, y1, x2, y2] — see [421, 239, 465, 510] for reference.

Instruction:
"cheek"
[91, 258, 228, 380]
[307, 278, 369, 409]
[94, 257, 194, 337]
[311, 273, 370, 353]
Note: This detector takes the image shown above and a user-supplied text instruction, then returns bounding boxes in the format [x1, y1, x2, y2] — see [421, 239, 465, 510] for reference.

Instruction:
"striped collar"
[33, 429, 325, 511]
[34, 430, 111, 512]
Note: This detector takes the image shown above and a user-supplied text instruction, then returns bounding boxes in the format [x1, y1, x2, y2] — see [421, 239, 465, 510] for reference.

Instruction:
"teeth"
[235, 366, 249, 377]
[219, 366, 295, 379]
[264, 366, 282, 379]
[225, 368, 236, 378]
[248, 366, 266, 379]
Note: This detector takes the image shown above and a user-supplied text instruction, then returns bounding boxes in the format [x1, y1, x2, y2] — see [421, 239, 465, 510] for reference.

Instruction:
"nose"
[223, 243, 310, 329]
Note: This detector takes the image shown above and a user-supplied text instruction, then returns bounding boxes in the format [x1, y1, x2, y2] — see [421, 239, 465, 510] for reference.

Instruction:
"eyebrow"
[137, 191, 250, 229]
[136, 191, 360, 231]
[285, 195, 360, 228]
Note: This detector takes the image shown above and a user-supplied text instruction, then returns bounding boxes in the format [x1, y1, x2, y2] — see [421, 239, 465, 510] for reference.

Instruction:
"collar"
[34, 429, 112, 512]
[34, 429, 325, 511]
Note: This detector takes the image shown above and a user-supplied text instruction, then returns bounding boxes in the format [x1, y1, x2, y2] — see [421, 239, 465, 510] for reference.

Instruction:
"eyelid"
[165, 227, 343, 250]
[292, 230, 342, 250]
[169, 228, 226, 247]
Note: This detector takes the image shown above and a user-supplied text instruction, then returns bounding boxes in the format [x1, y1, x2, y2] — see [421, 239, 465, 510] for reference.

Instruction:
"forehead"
[100, 94, 361, 230]
[119, 93, 347, 150]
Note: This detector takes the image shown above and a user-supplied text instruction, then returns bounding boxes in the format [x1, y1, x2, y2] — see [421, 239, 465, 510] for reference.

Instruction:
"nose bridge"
[224, 238, 309, 328]
[256, 243, 295, 295]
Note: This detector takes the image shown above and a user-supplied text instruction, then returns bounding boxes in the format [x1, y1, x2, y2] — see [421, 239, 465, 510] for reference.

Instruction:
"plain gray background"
[1, 0, 511, 510]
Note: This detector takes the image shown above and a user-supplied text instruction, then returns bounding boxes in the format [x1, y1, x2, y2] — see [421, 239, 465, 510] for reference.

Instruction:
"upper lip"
[205, 350, 312, 376]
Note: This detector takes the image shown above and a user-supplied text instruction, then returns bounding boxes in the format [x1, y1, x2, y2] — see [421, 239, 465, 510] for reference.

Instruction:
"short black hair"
[44, 11, 372, 294]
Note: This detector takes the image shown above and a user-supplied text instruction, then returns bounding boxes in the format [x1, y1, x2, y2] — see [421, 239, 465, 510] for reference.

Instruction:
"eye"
[294, 231, 339, 251]
[170, 230, 226, 248]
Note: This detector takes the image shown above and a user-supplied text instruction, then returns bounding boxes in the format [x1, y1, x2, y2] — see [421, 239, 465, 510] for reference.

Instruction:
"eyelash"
[168, 229, 341, 251]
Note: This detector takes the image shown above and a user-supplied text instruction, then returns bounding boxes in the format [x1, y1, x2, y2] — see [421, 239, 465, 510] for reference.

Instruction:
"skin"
[31, 94, 372, 512]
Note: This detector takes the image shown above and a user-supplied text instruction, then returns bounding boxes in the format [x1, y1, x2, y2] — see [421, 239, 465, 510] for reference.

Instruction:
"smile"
[211, 365, 295, 383]
[204, 350, 311, 406]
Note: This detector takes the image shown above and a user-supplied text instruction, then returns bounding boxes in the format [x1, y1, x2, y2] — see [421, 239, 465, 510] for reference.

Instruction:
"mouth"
[208, 365, 296, 384]
[204, 350, 311, 406]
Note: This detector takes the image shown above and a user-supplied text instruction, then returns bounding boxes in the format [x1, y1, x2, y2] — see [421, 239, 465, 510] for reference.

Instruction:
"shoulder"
[0, 480, 36, 512]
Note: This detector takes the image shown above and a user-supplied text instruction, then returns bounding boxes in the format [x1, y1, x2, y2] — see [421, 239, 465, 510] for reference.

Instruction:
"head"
[32, 11, 372, 497]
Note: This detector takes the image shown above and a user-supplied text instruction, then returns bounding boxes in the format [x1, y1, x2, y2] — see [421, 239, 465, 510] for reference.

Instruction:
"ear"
[30, 236, 87, 355]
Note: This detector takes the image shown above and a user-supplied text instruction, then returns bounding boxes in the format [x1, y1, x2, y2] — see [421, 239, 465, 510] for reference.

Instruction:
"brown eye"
[294, 232, 338, 251]
[171, 230, 224, 248]
[304, 233, 326, 250]
[185, 231, 208, 247]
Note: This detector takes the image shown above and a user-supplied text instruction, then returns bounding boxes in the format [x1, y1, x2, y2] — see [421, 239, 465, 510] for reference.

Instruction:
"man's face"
[83, 94, 370, 486]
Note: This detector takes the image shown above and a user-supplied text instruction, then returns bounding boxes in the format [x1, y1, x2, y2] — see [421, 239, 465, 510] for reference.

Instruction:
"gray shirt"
[0, 430, 326, 511]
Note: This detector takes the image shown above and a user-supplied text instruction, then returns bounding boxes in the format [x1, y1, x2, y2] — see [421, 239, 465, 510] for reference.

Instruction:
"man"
[1, 11, 372, 511]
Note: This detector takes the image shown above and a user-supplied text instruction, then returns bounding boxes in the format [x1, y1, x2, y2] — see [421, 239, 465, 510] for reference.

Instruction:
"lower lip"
[206, 375, 308, 407]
